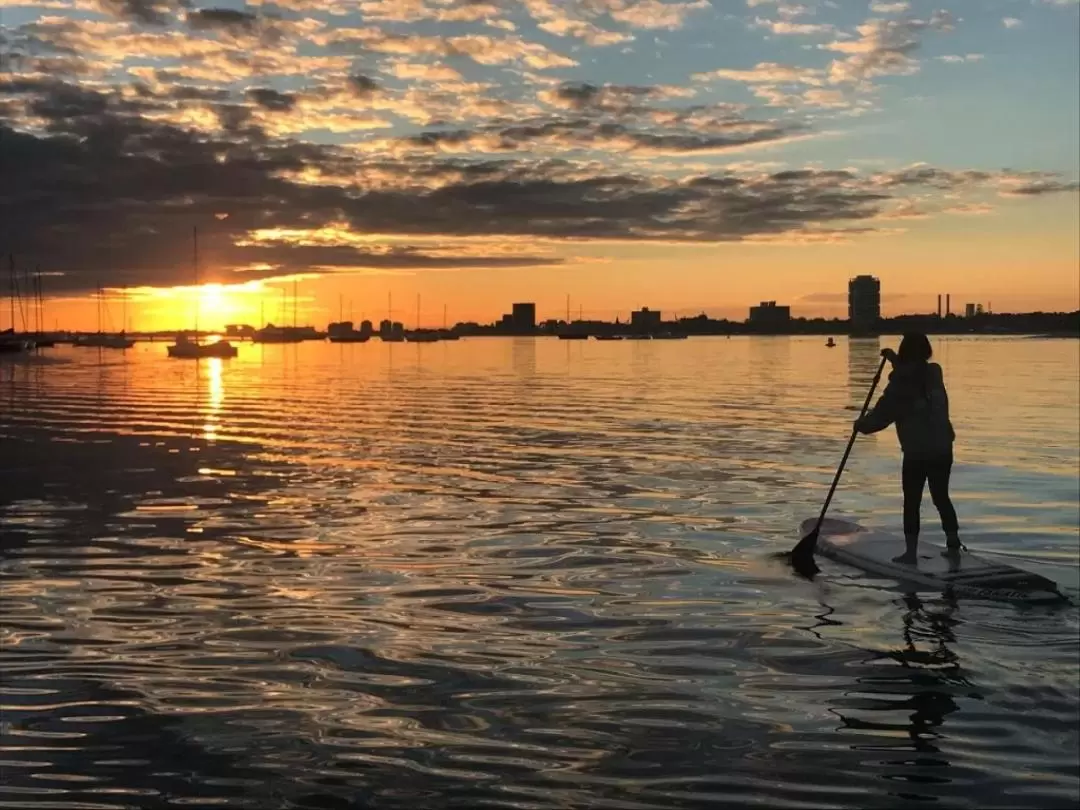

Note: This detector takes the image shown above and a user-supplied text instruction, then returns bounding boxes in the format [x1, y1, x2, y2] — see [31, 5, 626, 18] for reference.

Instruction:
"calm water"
[2, 336, 1078, 810]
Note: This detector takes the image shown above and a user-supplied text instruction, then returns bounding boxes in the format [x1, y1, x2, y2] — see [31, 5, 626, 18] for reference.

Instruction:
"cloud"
[753, 18, 835, 36]
[94, 0, 190, 26]
[937, 53, 984, 64]
[869, 2, 910, 13]
[1002, 17, 1023, 29]
[186, 8, 259, 34]
[822, 11, 955, 85]
[246, 87, 297, 112]
[694, 62, 824, 85]
[606, 0, 711, 30]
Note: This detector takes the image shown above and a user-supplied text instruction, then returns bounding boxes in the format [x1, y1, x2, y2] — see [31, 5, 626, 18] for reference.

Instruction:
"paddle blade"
[787, 529, 820, 578]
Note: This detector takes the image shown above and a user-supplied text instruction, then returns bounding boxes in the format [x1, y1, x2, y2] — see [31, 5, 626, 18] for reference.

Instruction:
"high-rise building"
[848, 275, 881, 334]
[965, 303, 976, 318]
[511, 302, 536, 330]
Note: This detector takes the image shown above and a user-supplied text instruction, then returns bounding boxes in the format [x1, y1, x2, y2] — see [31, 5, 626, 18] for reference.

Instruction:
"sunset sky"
[1, 0, 1078, 331]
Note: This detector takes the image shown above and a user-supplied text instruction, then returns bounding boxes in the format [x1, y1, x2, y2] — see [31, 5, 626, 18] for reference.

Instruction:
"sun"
[199, 283, 227, 315]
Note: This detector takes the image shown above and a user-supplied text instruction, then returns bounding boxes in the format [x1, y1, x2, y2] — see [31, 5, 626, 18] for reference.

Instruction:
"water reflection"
[0, 338, 1076, 810]
[848, 336, 882, 402]
[203, 356, 224, 442]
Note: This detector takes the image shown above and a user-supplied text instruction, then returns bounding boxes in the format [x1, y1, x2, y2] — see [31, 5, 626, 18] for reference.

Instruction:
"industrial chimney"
[946, 294, 951, 316]
[937, 294, 942, 318]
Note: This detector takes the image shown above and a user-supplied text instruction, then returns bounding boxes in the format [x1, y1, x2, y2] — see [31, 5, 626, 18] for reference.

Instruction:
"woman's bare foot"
[892, 553, 918, 565]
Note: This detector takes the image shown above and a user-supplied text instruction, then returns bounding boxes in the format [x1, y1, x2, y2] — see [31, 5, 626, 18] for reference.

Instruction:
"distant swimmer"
[854, 333, 962, 564]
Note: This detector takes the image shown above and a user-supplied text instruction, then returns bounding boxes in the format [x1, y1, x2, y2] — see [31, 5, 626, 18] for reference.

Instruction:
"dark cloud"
[405, 116, 807, 154]
[2, 84, 1075, 296]
[245, 88, 297, 112]
[98, 0, 190, 27]
[1004, 180, 1080, 196]
[186, 8, 259, 33]
[347, 74, 380, 97]
[547, 82, 661, 114]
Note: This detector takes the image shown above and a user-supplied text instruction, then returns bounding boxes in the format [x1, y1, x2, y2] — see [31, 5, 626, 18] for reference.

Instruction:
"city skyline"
[1, 0, 1078, 331]
[3, 266, 1073, 334]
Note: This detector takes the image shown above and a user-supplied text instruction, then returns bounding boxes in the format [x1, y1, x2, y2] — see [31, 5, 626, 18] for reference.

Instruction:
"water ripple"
[1, 337, 1077, 809]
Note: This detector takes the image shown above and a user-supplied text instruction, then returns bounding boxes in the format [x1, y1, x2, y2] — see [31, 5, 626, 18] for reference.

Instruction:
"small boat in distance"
[594, 334, 623, 341]
[826, 337, 836, 348]
[167, 333, 238, 359]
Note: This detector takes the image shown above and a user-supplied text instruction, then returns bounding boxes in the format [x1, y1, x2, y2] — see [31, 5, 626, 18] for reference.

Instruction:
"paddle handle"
[809, 354, 888, 536]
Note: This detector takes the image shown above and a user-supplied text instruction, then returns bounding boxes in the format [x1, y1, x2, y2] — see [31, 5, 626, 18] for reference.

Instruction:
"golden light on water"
[202, 357, 224, 443]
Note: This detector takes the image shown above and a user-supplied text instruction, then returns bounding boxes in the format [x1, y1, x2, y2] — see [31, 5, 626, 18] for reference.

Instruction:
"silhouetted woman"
[855, 333, 961, 564]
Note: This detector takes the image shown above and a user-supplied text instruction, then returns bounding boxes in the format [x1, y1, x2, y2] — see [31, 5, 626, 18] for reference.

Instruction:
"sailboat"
[74, 284, 135, 349]
[406, 294, 440, 342]
[557, 294, 588, 339]
[1, 255, 32, 353]
[328, 295, 370, 342]
[168, 227, 238, 359]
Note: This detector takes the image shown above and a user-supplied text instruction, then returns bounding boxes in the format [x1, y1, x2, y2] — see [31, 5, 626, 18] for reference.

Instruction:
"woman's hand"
[880, 347, 898, 363]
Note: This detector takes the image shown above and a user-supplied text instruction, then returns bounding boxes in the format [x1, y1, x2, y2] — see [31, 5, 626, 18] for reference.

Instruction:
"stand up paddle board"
[801, 517, 1064, 604]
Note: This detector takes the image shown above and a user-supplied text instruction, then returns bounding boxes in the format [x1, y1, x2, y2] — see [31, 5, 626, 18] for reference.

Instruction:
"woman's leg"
[927, 454, 960, 550]
[897, 457, 927, 563]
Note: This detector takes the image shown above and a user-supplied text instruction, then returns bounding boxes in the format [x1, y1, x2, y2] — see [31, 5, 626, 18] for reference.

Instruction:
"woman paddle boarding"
[854, 333, 962, 564]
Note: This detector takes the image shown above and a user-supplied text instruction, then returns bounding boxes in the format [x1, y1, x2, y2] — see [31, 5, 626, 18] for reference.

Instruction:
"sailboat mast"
[35, 266, 42, 335]
[339, 293, 343, 324]
[21, 261, 31, 332]
[565, 293, 570, 323]
[293, 279, 297, 328]
[416, 294, 420, 331]
[443, 304, 447, 330]
[8, 254, 15, 332]
[193, 226, 199, 339]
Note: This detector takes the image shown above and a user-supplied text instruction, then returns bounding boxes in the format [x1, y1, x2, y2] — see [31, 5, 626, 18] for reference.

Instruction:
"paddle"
[788, 353, 889, 576]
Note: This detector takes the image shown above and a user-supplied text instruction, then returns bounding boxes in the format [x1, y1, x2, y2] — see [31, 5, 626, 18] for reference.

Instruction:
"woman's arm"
[855, 382, 900, 434]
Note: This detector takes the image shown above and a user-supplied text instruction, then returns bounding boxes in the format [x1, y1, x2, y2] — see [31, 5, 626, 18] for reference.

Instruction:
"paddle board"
[801, 517, 1064, 604]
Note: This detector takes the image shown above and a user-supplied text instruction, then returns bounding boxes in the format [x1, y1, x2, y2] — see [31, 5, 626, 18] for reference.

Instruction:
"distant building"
[511, 302, 536, 330]
[359, 320, 373, 337]
[848, 275, 881, 333]
[631, 307, 662, 333]
[748, 301, 791, 328]
[965, 303, 976, 318]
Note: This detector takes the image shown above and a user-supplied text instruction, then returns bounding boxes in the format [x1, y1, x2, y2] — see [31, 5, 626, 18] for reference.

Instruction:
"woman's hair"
[897, 332, 933, 364]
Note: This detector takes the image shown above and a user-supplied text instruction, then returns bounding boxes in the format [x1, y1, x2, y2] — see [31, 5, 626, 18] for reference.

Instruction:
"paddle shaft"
[806, 354, 888, 540]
